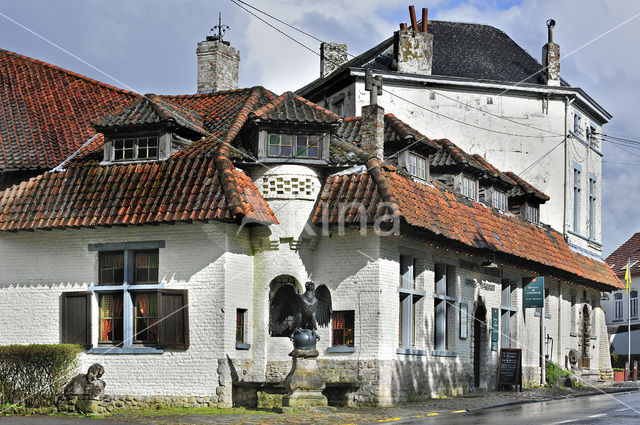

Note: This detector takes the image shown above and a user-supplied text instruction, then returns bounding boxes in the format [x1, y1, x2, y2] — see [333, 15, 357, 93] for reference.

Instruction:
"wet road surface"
[394, 390, 640, 425]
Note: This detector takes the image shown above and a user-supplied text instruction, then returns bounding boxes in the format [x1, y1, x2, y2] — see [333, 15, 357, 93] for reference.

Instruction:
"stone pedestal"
[280, 330, 328, 410]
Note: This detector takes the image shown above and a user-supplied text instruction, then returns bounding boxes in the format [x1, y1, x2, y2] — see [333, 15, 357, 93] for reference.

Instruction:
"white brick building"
[0, 32, 621, 407]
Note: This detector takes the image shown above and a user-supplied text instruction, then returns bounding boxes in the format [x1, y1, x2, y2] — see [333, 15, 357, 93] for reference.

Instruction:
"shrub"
[0, 344, 82, 408]
[546, 361, 572, 386]
[610, 354, 640, 369]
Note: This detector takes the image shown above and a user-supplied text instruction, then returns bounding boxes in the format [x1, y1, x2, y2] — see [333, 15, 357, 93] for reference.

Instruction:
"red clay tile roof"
[0, 142, 277, 231]
[606, 233, 640, 278]
[505, 171, 550, 202]
[313, 141, 621, 290]
[314, 168, 620, 290]
[0, 49, 137, 170]
[94, 94, 205, 136]
[250, 91, 341, 123]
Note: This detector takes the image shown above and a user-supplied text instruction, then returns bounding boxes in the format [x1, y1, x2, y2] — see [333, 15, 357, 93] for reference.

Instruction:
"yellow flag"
[625, 259, 632, 294]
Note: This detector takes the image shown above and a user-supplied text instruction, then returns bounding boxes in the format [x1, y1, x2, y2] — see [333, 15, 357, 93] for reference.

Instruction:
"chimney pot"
[320, 42, 348, 78]
[542, 18, 560, 86]
[408, 5, 418, 32]
[196, 38, 240, 93]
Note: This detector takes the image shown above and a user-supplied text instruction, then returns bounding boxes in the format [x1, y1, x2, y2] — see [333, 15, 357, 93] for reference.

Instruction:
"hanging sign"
[491, 307, 499, 351]
[523, 276, 545, 308]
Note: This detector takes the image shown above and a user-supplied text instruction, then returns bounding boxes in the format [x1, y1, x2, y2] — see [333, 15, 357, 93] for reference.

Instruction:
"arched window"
[269, 275, 300, 337]
[614, 293, 623, 321]
[631, 291, 638, 319]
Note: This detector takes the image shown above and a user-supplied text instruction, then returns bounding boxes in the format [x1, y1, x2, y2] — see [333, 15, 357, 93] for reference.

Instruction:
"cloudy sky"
[1, 0, 638, 256]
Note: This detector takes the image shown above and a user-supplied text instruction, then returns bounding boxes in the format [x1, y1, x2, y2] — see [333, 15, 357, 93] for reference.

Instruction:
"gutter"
[349, 69, 612, 123]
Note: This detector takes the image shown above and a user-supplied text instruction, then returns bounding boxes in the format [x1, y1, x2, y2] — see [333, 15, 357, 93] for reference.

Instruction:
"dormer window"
[524, 203, 539, 224]
[492, 189, 507, 211]
[407, 152, 428, 180]
[113, 137, 159, 161]
[461, 175, 478, 201]
[268, 133, 320, 159]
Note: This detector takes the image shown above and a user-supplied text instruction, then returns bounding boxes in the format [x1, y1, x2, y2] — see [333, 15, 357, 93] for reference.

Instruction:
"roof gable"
[94, 94, 205, 136]
[606, 233, 640, 278]
[250, 91, 341, 124]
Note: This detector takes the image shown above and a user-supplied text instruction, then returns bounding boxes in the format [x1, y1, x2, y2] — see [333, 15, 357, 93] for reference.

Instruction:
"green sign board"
[491, 308, 499, 351]
[523, 276, 544, 308]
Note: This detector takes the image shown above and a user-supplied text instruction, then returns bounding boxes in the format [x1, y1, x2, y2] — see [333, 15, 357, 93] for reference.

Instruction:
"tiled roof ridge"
[250, 91, 342, 122]
[0, 48, 137, 96]
[212, 87, 265, 218]
[330, 137, 400, 209]
[471, 153, 518, 186]
[161, 86, 273, 99]
[505, 171, 550, 201]
[384, 113, 439, 150]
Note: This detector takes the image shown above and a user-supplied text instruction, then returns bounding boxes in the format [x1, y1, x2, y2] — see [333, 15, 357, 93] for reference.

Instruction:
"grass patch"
[107, 406, 277, 417]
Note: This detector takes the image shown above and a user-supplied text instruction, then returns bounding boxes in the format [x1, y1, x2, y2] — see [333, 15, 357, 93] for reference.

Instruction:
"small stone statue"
[270, 281, 332, 348]
[64, 363, 106, 398]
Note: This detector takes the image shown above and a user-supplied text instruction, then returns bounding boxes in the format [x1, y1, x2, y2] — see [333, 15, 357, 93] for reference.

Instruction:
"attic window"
[113, 137, 158, 161]
[268, 134, 320, 159]
[524, 203, 539, 224]
[492, 189, 507, 211]
[407, 152, 428, 180]
[461, 175, 478, 201]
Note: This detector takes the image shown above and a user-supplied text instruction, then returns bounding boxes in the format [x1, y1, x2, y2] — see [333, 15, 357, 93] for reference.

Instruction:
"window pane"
[99, 293, 123, 343]
[99, 251, 124, 285]
[236, 309, 246, 343]
[133, 293, 158, 343]
[332, 311, 354, 347]
[268, 145, 280, 156]
[280, 145, 292, 157]
[134, 250, 159, 284]
[296, 135, 308, 158]
[268, 134, 280, 145]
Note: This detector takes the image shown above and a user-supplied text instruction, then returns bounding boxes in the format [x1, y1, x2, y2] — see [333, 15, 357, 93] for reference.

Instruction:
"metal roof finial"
[208, 12, 230, 44]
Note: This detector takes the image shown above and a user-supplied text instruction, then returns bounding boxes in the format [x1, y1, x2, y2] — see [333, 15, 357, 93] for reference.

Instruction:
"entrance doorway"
[474, 302, 487, 389]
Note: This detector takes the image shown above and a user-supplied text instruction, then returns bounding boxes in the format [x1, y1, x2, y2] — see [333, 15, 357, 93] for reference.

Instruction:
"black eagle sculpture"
[270, 281, 332, 342]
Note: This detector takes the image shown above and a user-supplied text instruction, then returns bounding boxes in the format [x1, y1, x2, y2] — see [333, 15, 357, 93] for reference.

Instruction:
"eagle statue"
[270, 281, 332, 340]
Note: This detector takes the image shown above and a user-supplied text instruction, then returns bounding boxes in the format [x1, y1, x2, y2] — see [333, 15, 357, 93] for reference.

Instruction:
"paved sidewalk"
[102, 386, 638, 425]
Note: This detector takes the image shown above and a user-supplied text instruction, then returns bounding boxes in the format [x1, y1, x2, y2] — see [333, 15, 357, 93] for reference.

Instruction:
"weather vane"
[208, 12, 230, 43]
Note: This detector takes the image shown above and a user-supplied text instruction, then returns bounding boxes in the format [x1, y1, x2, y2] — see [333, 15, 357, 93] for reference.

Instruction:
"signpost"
[524, 276, 545, 385]
[496, 348, 522, 391]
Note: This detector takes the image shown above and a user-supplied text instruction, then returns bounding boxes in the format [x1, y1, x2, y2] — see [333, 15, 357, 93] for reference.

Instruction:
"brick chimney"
[196, 37, 240, 93]
[393, 7, 433, 76]
[542, 19, 560, 86]
[320, 42, 348, 78]
[361, 70, 385, 160]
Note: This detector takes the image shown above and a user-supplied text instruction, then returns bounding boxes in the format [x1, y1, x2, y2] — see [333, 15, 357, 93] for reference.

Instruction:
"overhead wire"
[228, 0, 563, 139]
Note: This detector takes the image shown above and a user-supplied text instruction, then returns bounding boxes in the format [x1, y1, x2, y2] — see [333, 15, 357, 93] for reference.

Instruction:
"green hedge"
[0, 344, 82, 408]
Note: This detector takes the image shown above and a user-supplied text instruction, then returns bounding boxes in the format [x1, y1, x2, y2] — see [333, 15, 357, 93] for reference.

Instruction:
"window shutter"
[61, 292, 92, 347]
[158, 289, 189, 349]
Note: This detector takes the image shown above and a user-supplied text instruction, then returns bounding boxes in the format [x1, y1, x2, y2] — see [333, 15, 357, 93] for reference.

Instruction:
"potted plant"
[613, 368, 625, 381]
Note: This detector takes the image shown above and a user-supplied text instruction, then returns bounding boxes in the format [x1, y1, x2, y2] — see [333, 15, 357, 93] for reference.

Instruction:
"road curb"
[466, 387, 640, 412]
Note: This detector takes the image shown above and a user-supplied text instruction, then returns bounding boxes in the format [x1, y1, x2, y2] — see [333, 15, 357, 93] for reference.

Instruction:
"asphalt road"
[394, 391, 640, 425]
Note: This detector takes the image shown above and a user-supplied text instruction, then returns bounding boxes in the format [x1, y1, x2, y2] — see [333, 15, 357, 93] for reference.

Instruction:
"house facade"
[297, 13, 611, 259]
[604, 233, 640, 354]
[0, 32, 621, 408]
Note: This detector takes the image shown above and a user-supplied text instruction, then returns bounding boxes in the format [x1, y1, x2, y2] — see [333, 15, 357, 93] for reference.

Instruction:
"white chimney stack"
[542, 19, 560, 86]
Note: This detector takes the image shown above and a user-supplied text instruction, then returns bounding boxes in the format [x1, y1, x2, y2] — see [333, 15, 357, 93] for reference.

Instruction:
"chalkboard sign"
[496, 348, 522, 391]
